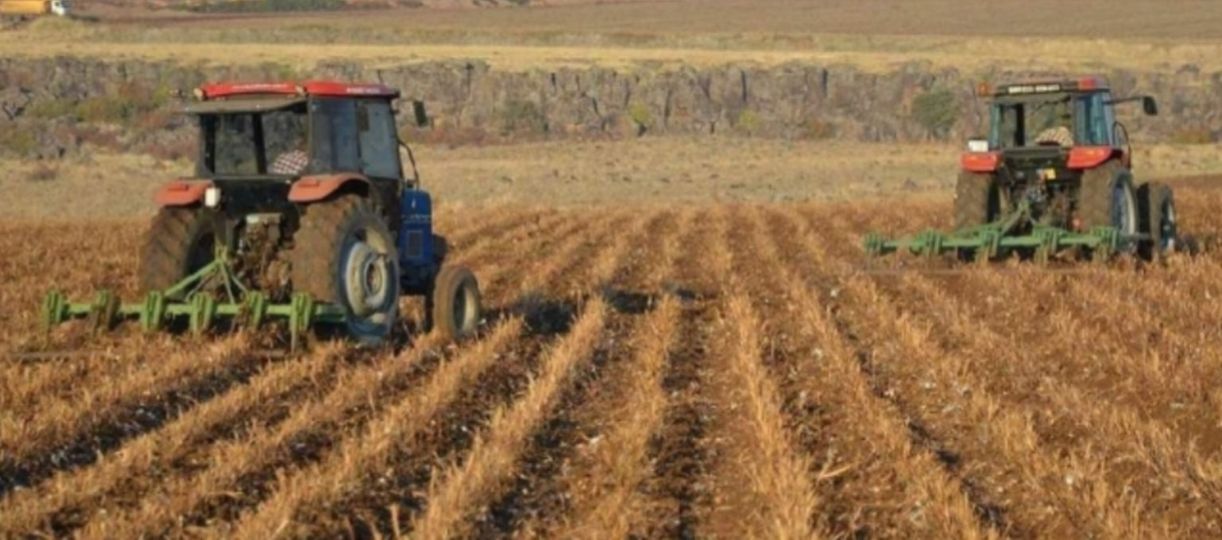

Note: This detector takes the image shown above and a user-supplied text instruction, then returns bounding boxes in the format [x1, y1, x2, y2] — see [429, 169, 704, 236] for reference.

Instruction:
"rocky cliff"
[1, 57, 1219, 159]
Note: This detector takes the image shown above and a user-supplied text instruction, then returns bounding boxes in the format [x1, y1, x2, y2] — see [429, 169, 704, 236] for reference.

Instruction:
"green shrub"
[0, 129, 37, 157]
[911, 87, 959, 138]
[27, 99, 76, 120]
[736, 109, 761, 133]
[29, 82, 172, 125]
[498, 100, 547, 134]
[76, 96, 134, 124]
[627, 102, 653, 129]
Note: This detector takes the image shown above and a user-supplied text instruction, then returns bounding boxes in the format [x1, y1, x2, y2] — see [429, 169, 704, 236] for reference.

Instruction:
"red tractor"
[867, 77, 1178, 262]
[44, 81, 481, 347]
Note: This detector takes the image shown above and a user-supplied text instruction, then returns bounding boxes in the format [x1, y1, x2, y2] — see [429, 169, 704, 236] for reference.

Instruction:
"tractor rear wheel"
[1079, 160, 1138, 245]
[290, 195, 400, 346]
[428, 265, 481, 342]
[954, 172, 1002, 229]
[139, 207, 216, 299]
[1138, 182, 1177, 260]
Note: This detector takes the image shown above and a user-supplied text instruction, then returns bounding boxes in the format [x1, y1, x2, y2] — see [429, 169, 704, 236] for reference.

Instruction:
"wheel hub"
[342, 241, 392, 318]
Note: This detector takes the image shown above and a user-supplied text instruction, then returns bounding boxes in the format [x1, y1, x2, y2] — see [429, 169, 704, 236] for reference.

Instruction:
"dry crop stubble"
[901, 269, 1222, 537]
[804, 206, 1143, 536]
[3, 193, 1222, 536]
[169, 210, 619, 535]
[0, 337, 261, 494]
[495, 211, 685, 536]
[217, 209, 635, 537]
[467, 211, 669, 537]
[813, 199, 1220, 537]
[761, 205, 995, 539]
[701, 206, 822, 539]
[0, 342, 346, 536]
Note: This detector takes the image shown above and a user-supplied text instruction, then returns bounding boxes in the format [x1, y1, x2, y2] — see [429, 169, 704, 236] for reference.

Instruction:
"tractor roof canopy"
[196, 81, 399, 100]
[985, 77, 1110, 98]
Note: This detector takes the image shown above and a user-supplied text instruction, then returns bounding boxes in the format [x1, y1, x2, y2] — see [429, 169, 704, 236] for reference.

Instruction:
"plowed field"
[3, 188, 1222, 538]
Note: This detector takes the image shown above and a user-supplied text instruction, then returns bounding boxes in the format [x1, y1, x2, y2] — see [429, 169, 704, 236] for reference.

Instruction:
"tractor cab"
[184, 82, 410, 183]
[964, 77, 1158, 180]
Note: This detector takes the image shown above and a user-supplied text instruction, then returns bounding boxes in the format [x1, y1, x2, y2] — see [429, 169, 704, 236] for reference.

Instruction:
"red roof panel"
[198, 81, 399, 100]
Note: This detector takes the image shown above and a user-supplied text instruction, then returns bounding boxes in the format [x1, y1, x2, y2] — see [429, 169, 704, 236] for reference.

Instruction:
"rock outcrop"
[1, 56, 1219, 159]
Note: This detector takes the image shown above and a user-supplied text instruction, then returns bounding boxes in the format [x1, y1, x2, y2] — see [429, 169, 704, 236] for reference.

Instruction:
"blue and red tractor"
[44, 81, 481, 347]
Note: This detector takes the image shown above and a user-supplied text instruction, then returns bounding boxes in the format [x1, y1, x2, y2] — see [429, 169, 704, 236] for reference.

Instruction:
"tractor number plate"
[1039, 168, 1057, 181]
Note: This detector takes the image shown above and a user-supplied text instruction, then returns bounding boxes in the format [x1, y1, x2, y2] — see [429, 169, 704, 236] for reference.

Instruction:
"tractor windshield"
[989, 92, 1114, 149]
[196, 104, 309, 177]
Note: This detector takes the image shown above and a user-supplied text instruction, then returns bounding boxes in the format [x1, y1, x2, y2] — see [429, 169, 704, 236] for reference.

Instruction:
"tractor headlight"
[204, 187, 221, 208]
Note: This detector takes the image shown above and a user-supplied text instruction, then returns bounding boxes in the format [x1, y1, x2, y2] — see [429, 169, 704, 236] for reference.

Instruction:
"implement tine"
[87, 291, 120, 333]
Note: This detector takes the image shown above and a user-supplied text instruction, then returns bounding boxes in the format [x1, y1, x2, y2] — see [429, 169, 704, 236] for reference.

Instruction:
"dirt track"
[3, 189, 1222, 538]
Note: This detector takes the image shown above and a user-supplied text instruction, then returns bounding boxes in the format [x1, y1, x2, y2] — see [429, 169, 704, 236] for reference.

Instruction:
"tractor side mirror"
[1142, 96, 1159, 116]
[412, 100, 430, 127]
[966, 138, 989, 153]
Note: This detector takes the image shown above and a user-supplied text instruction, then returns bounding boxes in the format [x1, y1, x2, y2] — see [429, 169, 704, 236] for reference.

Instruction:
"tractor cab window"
[263, 108, 309, 175]
[309, 99, 360, 174]
[203, 114, 259, 176]
[1073, 92, 1115, 146]
[990, 93, 1114, 149]
[197, 104, 308, 177]
[357, 100, 402, 180]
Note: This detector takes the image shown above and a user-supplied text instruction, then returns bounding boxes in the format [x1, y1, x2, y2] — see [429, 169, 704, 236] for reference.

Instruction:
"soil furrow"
[0, 342, 347, 537]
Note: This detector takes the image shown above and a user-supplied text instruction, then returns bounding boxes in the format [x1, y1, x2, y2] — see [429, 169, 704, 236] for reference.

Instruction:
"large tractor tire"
[1138, 182, 1178, 260]
[954, 172, 1002, 229]
[290, 195, 400, 346]
[428, 265, 481, 342]
[1079, 160, 1138, 245]
[139, 207, 216, 299]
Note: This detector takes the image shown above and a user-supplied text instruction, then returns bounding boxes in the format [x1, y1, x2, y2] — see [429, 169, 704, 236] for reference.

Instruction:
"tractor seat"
[1034, 126, 1074, 147]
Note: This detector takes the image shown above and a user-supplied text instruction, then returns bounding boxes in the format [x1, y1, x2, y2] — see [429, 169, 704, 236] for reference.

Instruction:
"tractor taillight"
[204, 187, 221, 208]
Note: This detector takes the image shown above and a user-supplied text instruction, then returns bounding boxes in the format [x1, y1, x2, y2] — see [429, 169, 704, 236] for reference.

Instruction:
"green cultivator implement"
[863, 200, 1131, 264]
[41, 254, 344, 350]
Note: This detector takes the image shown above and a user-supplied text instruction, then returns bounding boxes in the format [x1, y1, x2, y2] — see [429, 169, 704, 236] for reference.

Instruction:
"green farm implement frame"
[863, 200, 1137, 264]
[41, 253, 344, 350]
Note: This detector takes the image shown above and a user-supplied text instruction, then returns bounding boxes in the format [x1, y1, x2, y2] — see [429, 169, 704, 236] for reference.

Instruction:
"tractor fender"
[960, 152, 1001, 173]
[288, 174, 372, 203]
[1067, 146, 1119, 170]
[154, 180, 213, 207]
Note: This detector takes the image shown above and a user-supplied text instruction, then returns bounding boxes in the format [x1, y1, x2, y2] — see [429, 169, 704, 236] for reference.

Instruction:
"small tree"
[911, 88, 959, 139]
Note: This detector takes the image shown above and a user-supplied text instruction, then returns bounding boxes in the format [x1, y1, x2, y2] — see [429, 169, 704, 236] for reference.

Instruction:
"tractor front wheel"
[291, 195, 400, 346]
[139, 207, 217, 299]
[428, 265, 481, 342]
